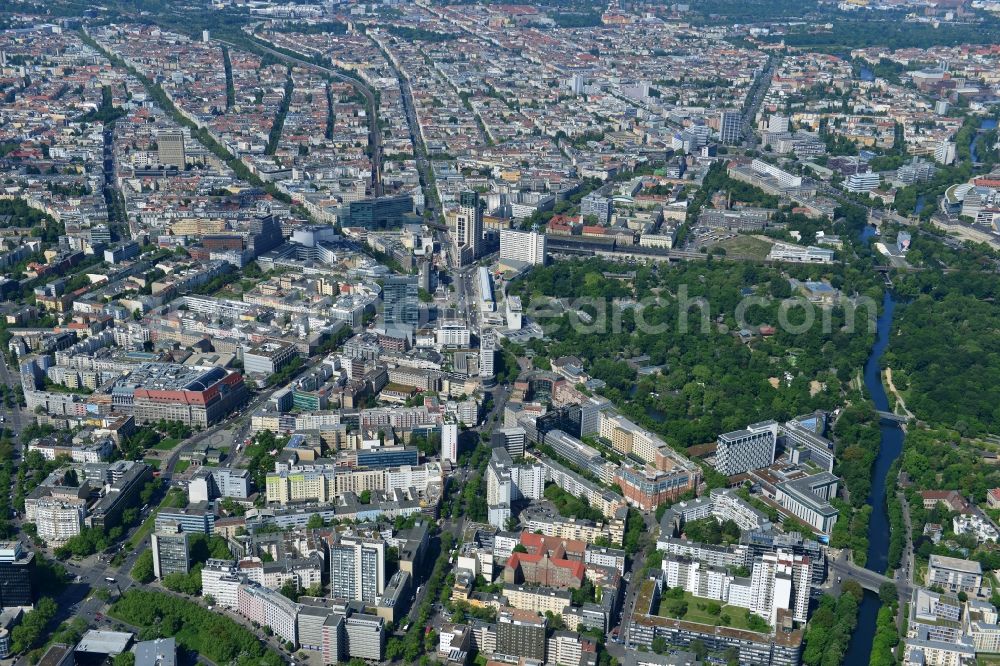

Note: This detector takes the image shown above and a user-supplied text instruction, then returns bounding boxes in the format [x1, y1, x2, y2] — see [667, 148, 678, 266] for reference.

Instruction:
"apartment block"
[236, 584, 299, 647]
[328, 534, 386, 603]
[496, 608, 546, 662]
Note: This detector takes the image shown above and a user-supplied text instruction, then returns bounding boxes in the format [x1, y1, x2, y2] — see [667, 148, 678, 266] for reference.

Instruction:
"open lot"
[714, 234, 774, 259]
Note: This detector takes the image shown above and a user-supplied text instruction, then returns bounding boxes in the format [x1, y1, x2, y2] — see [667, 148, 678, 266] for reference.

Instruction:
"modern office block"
[0, 542, 34, 606]
[845, 170, 880, 193]
[493, 427, 526, 458]
[715, 421, 778, 476]
[382, 276, 419, 330]
[719, 110, 743, 146]
[344, 613, 385, 661]
[155, 502, 216, 535]
[151, 524, 190, 580]
[927, 555, 983, 594]
[580, 191, 612, 225]
[157, 130, 186, 168]
[455, 191, 483, 264]
[774, 472, 840, 534]
[348, 195, 413, 229]
[242, 341, 298, 376]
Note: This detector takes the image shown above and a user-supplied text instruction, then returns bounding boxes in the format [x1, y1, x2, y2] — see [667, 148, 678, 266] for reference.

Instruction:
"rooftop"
[75, 630, 133, 655]
[133, 638, 176, 666]
[929, 554, 982, 575]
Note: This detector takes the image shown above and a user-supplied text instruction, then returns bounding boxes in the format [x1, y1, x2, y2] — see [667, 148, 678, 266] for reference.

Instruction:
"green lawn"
[143, 458, 161, 469]
[152, 437, 180, 451]
[174, 459, 191, 474]
[657, 590, 767, 632]
[715, 234, 774, 259]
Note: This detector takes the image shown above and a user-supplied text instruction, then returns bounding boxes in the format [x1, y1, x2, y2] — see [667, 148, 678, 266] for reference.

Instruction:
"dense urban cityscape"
[0, 0, 998, 665]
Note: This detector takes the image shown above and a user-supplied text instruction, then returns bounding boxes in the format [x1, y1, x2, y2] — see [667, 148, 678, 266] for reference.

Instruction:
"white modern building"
[480, 329, 497, 381]
[441, 420, 459, 464]
[751, 159, 802, 188]
[499, 229, 547, 266]
[436, 321, 471, 347]
[237, 584, 299, 647]
[927, 555, 983, 595]
[32, 496, 86, 544]
[845, 171, 881, 193]
[328, 535, 386, 603]
[506, 296, 523, 331]
[486, 448, 545, 529]
[201, 559, 242, 609]
[749, 550, 812, 625]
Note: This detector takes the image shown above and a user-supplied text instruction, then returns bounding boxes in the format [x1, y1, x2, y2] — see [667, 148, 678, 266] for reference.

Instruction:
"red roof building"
[503, 532, 586, 589]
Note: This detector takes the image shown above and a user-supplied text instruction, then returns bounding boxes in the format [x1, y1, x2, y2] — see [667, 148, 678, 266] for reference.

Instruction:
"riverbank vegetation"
[869, 584, 901, 666]
[801, 582, 863, 666]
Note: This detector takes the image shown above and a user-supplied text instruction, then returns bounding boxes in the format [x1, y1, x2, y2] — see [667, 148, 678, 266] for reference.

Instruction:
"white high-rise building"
[329, 535, 386, 604]
[480, 329, 497, 381]
[486, 451, 514, 529]
[935, 141, 957, 165]
[749, 550, 812, 625]
[512, 464, 545, 500]
[662, 556, 734, 603]
[201, 559, 241, 608]
[441, 421, 459, 463]
[499, 229, 547, 266]
[506, 296, 523, 330]
[768, 114, 790, 133]
[486, 447, 545, 528]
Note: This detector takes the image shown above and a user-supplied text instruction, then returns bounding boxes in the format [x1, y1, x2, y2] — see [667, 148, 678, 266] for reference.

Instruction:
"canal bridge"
[828, 558, 912, 600]
[875, 410, 910, 423]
